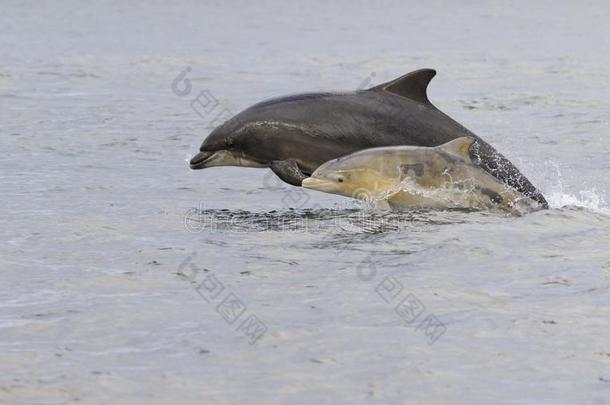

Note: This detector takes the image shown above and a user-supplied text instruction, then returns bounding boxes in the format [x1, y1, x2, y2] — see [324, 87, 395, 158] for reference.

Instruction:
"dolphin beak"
[302, 177, 338, 192]
[190, 151, 214, 169]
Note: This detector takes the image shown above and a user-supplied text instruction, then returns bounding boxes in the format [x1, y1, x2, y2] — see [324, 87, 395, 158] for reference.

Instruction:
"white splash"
[540, 161, 609, 214]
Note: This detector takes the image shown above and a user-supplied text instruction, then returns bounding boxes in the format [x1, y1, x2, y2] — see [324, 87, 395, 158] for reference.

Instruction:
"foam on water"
[547, 188, 609, 214]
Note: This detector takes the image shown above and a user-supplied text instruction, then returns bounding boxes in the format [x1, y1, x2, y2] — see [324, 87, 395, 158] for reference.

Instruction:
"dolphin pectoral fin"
[371, 68, 436, 106]
[269, 160, 308, 187]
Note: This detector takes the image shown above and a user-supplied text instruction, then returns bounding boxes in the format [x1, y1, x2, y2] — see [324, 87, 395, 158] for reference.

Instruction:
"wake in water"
[183, 203, 503, 236]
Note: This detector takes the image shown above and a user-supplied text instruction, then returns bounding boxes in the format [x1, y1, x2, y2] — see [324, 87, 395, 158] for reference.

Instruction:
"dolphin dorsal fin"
[371, 69, 436, 105]
[438, 137, 475, 161]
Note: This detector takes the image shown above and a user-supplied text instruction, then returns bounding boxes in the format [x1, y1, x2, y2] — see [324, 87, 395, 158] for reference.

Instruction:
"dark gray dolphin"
[190, 69, 548, 207]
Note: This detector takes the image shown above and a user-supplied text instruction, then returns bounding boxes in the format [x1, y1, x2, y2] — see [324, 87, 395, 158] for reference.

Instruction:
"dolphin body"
[190, 69, 547, 208]
[302, 137, 542, 214]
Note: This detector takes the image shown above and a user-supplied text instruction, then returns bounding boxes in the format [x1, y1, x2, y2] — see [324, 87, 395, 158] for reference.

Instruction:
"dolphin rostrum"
[190, 69, 547, 208]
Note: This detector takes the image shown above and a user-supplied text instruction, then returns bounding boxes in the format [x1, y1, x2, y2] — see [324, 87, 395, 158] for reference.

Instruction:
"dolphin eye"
[337, 177, 344, 183]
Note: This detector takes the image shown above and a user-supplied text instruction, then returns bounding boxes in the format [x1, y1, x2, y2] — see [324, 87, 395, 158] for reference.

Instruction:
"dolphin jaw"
[189, 151, 214, 169]
[189, 150, 266, 170]
[302, 177, 339, 193]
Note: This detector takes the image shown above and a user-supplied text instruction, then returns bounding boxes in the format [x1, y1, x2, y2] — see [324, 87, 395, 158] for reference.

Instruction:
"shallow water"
[1, 0, 610, 403]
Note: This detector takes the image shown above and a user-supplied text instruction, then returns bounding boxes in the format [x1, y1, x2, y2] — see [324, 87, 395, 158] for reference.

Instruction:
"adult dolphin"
[190, 69, 548, 207]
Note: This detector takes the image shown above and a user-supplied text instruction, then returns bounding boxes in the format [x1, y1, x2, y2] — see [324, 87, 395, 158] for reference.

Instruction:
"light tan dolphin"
[302, 137, 543, 213]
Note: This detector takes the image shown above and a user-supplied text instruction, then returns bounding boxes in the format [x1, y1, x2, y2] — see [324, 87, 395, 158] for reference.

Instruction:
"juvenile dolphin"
[190, 69, 548, 208]
[302, 137, 542, 213]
